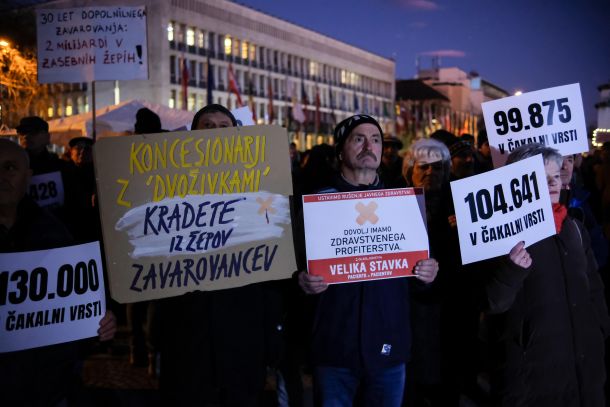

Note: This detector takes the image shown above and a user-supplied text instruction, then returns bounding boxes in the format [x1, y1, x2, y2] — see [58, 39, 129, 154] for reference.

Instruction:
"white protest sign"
[450, 155, 555, 265]
[232, 106, 256, 126]
[303, 188, 429, 284]
[0, 242, 106, 353]
[482, 83, 587, 167]
[36, 6, 148, 83]
[28, 171, 64, 208]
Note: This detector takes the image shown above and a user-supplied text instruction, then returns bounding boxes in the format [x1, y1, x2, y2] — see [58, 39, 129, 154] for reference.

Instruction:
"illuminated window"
[341, 70, 347, 84]
[233, 39, 240, 57]
[249, 44, 256, 61]
[66, 99, 73, 116]
[224, 36, 232, 55]
[186, 28, 195, 46]
[241, 41, 248, 59]
[47, 106, 54, 118]
[169, 90, 176, 109]
[197, 31, 204, 48]
[167, 22, 174, 41]
[188, 94, 195, 111]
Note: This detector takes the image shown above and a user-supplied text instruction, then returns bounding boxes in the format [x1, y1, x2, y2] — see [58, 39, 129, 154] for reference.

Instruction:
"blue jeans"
[314, 364, 406, 407]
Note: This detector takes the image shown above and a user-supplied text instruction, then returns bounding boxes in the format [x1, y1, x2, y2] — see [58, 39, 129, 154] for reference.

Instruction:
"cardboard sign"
[94, 125, 296, 303]
[303, 188, 429, 284]
[0, 242, 106, 353]
[482, 83, 587, 167]
[450, 155, 555, 264]
[36, 6, 148, 83]
[28, 171, 64, 208]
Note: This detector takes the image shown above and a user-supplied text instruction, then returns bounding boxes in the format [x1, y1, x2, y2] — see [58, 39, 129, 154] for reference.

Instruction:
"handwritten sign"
[36, 6, 148, 83]
[28, 171, 64, 208]
[0, 242, 106, 353]
[482, 83, 587, 167]
[94, 125, 296, 303]
[450, 155, 555, 264]
[303, 188, 429, 284]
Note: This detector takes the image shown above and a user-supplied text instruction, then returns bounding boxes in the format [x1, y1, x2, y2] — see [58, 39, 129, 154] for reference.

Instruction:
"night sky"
[237, 0, 610, 127]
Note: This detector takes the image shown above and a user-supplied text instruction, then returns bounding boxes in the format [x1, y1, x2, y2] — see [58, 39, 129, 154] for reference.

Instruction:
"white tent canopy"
[48, 99, 194, 145]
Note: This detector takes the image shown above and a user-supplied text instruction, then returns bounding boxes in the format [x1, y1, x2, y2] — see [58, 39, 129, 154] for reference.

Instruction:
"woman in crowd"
[485, 143, 610, 406]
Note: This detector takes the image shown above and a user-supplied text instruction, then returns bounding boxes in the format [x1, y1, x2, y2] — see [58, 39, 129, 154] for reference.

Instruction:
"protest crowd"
[1, 100, 610, 407]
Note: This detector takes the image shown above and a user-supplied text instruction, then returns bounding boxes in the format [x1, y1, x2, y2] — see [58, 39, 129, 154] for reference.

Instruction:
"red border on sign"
[308, 250, 429, 284]
[303, 188, 423, 203]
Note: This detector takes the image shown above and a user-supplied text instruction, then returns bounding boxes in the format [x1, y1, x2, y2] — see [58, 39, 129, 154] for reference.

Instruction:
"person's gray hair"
[506, 143, 562, 168]
[402, 137, 451, 183]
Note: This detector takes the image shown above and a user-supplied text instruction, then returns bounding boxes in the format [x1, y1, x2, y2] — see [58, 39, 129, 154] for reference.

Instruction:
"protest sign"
[0, 242, 106, 353]
[303, 188, 429, 284]
[482, 83, 587, 167]
[36, 6, 148, 83]
[94, 125, 296, 303]
[28, 171, 64, 208]
[450, 155, 555, 264]
[232, 106, 256, 126]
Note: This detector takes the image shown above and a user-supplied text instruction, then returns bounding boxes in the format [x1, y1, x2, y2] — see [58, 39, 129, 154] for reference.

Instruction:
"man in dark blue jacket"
[298, 115, 438, 406]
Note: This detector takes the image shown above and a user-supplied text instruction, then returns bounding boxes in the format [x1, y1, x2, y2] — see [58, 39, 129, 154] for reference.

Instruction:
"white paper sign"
[450, 155, 555, 264]
[28, 171, 65, 208]
[482, 83, 587, 167]
[232, 106, 256, 126]
[303, 188, 429, 284]
[0, 242, 106, 353]
[36, 6, 148, 83]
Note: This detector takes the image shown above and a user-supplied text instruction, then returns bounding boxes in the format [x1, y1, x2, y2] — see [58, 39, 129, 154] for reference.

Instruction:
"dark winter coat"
[485, 216, 610, 407]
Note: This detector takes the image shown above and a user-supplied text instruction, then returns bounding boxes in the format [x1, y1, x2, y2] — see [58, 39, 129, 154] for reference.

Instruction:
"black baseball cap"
[68, 137, 94, 147]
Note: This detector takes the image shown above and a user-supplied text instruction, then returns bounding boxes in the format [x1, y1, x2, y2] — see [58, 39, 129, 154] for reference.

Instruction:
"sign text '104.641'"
[494, 98, 572, 136]
[0, 260, 100, 306]
[464, 172, 541, 223]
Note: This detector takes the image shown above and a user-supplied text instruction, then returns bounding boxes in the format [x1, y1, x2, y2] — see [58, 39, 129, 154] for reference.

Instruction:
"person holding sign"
[158, 104, 283, 407]
[485, 143, 610, 406]
[0, 138, 116, 406]
[298, 115, 439, 406]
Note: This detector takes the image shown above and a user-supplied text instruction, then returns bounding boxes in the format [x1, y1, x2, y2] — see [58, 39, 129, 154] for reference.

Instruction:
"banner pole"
[91, 81, 97, 142]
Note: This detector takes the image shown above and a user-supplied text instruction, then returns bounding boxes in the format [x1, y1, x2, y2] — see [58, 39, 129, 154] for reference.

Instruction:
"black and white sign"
[482, 83, 587, 167]
[450, 155, 555, 264]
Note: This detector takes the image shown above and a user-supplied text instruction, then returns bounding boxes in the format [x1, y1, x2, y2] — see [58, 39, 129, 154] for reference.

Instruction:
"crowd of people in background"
[1, 104, 609, 407]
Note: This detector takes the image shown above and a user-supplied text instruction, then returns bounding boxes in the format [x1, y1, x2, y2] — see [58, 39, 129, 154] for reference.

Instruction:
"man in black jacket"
[298, 115, 438, 406]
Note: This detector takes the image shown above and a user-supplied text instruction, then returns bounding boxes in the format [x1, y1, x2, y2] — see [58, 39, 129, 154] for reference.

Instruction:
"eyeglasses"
[415, 161, 443, 171]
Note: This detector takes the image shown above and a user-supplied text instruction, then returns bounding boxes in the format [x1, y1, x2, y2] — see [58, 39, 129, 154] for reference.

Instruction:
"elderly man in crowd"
[0, 138, 116, 406]
[298, 114, 439, 407]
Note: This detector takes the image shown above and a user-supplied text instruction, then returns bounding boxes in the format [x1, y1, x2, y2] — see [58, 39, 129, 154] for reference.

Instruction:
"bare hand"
[98, 310, 117, 342]
[298, 271, 328, 295]
[414, 258, 438, 283]
[509, 241, 532, 269]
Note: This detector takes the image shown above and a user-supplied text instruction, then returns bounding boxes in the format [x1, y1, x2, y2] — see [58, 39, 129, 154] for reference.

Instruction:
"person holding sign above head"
[0, 138, 116, 406]
[484, 143, 610, 406]
[158, 104, 283, 407]
[298, 114, 439, 407]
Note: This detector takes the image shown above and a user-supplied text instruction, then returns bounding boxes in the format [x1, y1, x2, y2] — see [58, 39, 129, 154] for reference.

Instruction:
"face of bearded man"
[340, 123, 382, 173]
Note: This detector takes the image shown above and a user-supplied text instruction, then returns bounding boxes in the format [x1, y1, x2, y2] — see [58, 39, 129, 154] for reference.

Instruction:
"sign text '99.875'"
[482, 83, 588, 168]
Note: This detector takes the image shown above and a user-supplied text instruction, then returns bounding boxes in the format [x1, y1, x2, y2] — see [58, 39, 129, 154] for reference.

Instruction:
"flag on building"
[181, 56, 189, 110]
[228, 63, 243, 107]
[247, 72, 257, 122]
[291, 81, 305, 124]
[314, 83, 321, 133]
[206, 56, 214, 106]
[268, 74, 274, 124]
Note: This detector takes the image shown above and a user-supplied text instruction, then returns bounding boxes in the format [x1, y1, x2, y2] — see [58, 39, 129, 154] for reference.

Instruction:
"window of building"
[241, 41, 248, 60]
[188, 94, 195, 111]
[197, 30, 205, 48]
[233, 38, 240, 57]
[224, 35, 232, 55]
[167, 22, 174, 41]
[65, 98, 73, 116]
[170, 55, 176, 81]
[186, 28, 195, 46]
[249, 43, 256, 61]
[208, 32, 215, 52]
[47, 106, 54, 118]
[177, 24, 185, 44]
[169, 90, 176, 109]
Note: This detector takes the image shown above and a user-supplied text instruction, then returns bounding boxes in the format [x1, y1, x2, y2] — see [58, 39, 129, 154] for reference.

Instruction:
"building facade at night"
[41, 0, 396, 149]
